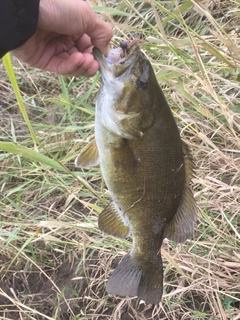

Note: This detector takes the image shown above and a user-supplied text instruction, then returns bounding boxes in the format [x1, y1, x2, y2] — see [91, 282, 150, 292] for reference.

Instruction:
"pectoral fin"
[119, 116, 144, 138]
[98, 202, 130, 238]
[102, 104, 154, 139]
[118, 110, 155, 139]
[75, 139, 99, 169]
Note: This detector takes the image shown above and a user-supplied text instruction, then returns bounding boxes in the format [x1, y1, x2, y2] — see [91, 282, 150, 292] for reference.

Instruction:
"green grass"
[0, 0, 240, 319]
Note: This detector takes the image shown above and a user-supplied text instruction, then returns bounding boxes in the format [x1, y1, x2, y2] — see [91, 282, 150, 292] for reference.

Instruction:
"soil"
[0, 249, 211, 320]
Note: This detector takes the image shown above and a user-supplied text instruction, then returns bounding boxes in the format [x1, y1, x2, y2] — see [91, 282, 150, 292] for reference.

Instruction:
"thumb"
[85, 15, 113, 56]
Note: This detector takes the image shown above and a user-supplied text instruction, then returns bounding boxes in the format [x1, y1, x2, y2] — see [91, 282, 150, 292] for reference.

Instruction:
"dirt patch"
[0, 253, 87, 319]
[0, 250, 214, 320]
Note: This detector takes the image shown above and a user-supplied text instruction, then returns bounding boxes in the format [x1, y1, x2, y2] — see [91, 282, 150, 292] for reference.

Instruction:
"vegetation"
[0, 0, 239, 319]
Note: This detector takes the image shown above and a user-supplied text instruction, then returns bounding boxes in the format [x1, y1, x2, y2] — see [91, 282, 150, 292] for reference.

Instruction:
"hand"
[11, 0, 113, 77]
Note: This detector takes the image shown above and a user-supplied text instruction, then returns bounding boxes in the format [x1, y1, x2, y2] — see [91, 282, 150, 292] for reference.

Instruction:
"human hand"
[11, 0, 113, 77]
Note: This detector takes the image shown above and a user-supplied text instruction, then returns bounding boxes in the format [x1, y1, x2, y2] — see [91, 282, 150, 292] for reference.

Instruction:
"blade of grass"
[0, 142, 64, 171]
[3, 53, 38, 147]
[92, 6, 131, 16]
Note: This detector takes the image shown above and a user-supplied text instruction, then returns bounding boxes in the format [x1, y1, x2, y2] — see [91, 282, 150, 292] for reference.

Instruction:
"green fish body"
[76, 45, 197, 304]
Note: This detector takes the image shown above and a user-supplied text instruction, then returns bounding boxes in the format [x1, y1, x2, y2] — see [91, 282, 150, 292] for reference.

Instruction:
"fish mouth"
[93, 42, 141, 80]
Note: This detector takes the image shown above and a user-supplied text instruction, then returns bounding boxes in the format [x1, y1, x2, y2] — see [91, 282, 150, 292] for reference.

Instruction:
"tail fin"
[106, 253, 163, 304]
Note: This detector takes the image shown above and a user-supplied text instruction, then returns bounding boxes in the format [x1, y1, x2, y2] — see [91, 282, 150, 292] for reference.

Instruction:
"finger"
[75, 34, 94, 54]
[66, 62, 99, 77]
[43, 52, 99, 76]
[81, 3, 113, 56]
[38, 0, 113, 56]
[66, 53, 100, 77]
[88, 19, 113, 56]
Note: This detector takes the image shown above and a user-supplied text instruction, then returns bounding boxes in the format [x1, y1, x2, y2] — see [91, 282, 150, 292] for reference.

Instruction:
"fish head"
[94, 45, 157, 138]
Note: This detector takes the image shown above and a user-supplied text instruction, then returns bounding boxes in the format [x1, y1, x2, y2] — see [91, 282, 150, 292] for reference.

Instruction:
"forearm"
[0, 0, 39, 58]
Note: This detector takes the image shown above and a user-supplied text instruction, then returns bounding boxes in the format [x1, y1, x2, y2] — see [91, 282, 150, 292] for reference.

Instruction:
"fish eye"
[138, 78, 148, 89]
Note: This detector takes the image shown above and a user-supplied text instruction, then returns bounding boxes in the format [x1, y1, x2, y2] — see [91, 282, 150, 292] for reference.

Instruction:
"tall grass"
[0, 0, 239, 319]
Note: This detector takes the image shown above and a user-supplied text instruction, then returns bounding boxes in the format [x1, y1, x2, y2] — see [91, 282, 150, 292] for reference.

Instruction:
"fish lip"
[93, 46, 140, 80]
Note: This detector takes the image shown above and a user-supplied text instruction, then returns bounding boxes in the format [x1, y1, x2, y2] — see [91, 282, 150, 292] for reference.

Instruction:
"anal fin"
[98, 202, 130, 238]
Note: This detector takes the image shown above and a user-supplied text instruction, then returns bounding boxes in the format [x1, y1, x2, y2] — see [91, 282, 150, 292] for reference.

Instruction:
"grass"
[0, 0, 239, 319]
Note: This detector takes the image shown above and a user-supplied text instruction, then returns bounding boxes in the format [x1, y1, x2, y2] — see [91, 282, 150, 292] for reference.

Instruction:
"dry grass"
[0, 0, 239, 319]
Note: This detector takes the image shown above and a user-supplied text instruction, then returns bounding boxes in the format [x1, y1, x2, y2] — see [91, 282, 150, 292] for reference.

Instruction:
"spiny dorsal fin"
[164, 141, 197, 243]
[164, 185, 197, 243]
[98, 202, 130, 238]
[75, 139, 99, 169]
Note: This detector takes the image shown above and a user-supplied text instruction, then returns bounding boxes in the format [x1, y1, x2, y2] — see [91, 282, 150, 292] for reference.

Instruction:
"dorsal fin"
[164, 141, 197, 243]
[75, 139, 99, 169]
[164, 185, 197, 243]
[98, 202, 130, 238]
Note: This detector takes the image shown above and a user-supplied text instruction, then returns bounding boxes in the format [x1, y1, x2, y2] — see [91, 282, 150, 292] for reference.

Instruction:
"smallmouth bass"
[76, 43, 197, 304]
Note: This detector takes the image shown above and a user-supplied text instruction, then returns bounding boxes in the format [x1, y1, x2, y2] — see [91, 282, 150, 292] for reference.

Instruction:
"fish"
[75, 42, 197, 304]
